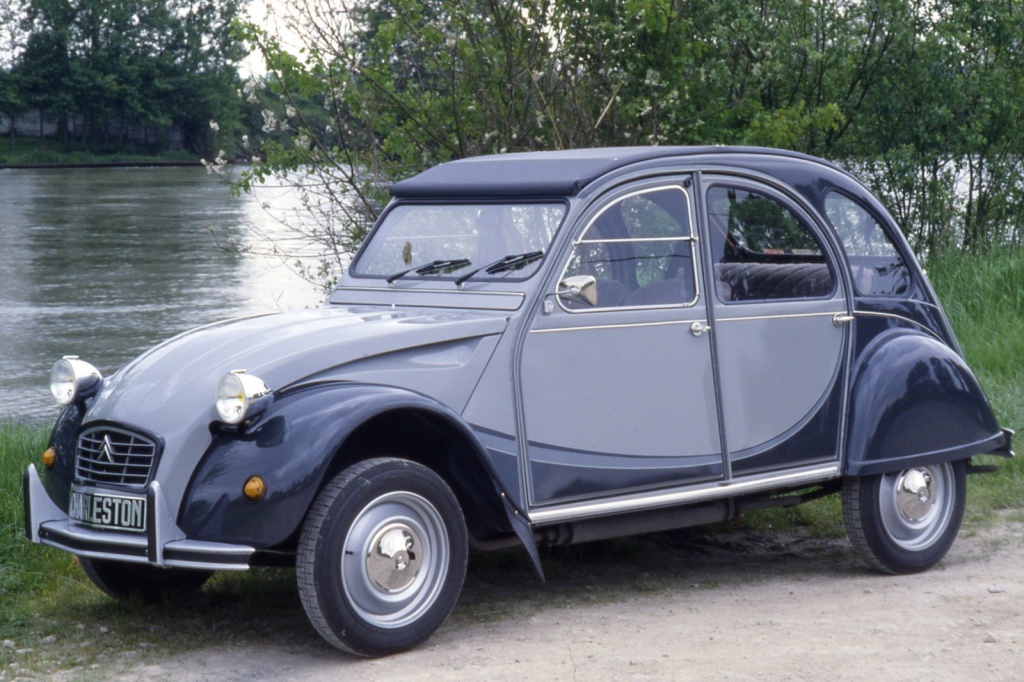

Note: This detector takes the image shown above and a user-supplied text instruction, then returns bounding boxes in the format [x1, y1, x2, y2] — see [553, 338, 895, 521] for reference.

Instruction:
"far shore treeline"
[0, 0, 250, 159]
[5, 1, 1024, 262]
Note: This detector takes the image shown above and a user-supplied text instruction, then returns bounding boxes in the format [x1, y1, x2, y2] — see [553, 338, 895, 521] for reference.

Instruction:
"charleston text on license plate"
[70, 492, 146, 531]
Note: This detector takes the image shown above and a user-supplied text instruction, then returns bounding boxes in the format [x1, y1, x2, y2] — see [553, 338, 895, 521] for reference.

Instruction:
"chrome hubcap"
[895, 468, 934, 522]
[878, 463, 954, 551]
[340, 491, 449, 629]
[366, 524, 420, 592]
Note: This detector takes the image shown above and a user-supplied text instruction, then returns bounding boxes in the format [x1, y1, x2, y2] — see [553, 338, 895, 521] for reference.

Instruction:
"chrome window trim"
[530, 319, 693, 334]
[527, 463, 839, 525]
[716, 310, 841, 323]
[575, 235, 697, 245]
[531, 309, 839, 335]
[557, 298, 701, 314]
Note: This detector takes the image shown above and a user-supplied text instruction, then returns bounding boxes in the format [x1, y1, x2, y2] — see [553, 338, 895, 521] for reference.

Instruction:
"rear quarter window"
[823, 191, 911, 297]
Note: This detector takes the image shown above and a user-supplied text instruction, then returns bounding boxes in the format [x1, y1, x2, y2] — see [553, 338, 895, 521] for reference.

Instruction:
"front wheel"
[842, 460, 966, 574]
[297, 458, 468, 657]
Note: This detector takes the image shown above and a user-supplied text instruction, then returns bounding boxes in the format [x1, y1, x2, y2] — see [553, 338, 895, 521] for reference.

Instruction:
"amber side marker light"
[243, 476, 266, 501]
[41, 447, 57, 469]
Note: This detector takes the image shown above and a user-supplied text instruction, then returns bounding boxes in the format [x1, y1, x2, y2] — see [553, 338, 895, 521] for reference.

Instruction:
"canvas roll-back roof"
[388, 146, 826, 198]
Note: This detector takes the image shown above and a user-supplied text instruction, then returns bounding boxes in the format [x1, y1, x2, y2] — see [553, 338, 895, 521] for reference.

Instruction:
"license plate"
[68, 490, 147, 532]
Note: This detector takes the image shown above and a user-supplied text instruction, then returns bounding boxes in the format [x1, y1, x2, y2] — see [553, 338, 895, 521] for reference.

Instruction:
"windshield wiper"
[386, 258, 472, 284]
[454, 251, 544, 286]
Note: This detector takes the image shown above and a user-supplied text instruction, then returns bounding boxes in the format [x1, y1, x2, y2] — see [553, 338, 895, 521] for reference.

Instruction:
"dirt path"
[108, 522, 1023, 682]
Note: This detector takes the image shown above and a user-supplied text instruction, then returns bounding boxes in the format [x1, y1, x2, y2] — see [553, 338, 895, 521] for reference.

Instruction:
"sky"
[240, 0, 309, 77]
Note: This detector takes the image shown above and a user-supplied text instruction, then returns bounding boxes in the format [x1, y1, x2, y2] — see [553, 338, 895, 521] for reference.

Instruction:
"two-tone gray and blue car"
[25, 147, 1012, 656]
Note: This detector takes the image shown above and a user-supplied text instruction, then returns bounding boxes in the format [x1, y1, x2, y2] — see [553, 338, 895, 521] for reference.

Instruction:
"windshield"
[352, 203, 566, 282]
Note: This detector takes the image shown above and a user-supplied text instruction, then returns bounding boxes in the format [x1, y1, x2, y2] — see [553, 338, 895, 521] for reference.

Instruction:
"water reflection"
[0, 166, 321, 423]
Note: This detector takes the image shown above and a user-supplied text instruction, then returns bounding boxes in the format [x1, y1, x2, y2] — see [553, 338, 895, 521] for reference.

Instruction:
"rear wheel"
[78, 557, 211, 604]
[297, 458, 468, 657]
[842, 460, 966, 574]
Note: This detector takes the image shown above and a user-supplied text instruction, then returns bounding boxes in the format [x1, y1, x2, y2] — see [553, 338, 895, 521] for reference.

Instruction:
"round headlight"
[216, 370, 272, 425]
[50, 356, 103, 405]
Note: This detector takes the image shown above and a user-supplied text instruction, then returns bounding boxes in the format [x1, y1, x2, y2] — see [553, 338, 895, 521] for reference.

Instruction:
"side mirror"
[557, 275, 598, 306]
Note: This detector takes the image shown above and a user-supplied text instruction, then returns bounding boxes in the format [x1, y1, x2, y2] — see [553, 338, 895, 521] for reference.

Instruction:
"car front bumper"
[24, 464, 254, 571]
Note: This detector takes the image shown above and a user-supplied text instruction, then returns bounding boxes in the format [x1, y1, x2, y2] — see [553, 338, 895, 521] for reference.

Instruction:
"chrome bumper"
[24, 464, 254, 571]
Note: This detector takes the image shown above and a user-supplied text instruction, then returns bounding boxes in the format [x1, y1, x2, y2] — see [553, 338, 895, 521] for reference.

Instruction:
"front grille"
[76, 426, 158, 487]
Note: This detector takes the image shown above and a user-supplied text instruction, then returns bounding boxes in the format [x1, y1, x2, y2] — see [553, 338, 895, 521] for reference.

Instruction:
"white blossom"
[243, 79, 261, 104]
[262, 110, 279, 132]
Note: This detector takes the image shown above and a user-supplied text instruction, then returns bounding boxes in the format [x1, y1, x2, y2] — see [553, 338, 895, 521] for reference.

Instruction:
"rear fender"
[844, 329, 1007, 476]
[178, 382, 522, 551]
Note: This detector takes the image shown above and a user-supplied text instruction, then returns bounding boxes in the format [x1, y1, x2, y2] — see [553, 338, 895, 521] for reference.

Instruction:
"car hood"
[88, 305, 509, 427]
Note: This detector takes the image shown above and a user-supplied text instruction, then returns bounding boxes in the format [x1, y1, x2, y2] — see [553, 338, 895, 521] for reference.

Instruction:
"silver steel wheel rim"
[878, 463, 954, 551]
[340, 491, 449, 629]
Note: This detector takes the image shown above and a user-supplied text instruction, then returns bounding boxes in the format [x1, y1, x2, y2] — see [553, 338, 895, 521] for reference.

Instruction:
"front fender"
[177, 382, 512, 548]
[844, 329, 1006, 476]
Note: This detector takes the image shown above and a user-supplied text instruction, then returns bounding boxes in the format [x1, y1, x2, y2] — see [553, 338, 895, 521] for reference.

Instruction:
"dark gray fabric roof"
[389, 146, 815, 198]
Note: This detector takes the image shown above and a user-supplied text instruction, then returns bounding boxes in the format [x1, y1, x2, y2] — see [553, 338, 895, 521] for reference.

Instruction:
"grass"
[928, 248, 1024, 523]
[0, 422, 307, 674]
[1, 248, 1023, 675]
[0, 135, 196, 167]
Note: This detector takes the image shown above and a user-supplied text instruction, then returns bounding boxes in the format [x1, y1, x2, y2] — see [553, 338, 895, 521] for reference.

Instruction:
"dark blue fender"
[844, 329, 1008, 476]
[37, 402, 86, 512]
[178, 382, 520, 549]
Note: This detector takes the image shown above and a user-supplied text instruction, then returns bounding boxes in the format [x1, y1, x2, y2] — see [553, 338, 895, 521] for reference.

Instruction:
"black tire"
[78, 557, 212, 604]
[297, 458, 468, 657]
[841, 460, 966, 574]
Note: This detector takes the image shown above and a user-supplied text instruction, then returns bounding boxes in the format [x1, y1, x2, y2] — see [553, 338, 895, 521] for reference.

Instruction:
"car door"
[701, 177, 850, 476]
[518, 181, 724, 506]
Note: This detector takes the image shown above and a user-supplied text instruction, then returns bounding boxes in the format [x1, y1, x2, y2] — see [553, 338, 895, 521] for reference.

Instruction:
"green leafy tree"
[238, 0, 1024, 289]
[13, 0, 246, 154]
[0, 68, 24, 149]
[850, 0, 1024, 255]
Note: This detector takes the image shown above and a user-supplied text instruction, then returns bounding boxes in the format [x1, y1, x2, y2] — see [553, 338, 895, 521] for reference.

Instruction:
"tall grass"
[0, 424, 63, 596]
[927, 248, 1024, 518]
[0, 423, 78, 645]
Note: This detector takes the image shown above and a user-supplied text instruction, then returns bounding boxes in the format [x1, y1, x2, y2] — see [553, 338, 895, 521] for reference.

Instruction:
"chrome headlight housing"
[215, 370, 272, 425]
[50, 356, 103, 405]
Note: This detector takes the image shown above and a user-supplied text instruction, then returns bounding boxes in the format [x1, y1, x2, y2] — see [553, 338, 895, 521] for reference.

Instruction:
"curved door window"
[707, 186, 835, 302]
[561, 187, 698, 309]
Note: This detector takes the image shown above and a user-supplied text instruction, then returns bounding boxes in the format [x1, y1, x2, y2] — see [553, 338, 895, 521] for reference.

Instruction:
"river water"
[0, 166, 323, 424]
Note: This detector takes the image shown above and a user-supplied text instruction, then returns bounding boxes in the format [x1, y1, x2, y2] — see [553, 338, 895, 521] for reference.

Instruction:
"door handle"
[832, 313, 854, 327]
[690, 321, 711, 337]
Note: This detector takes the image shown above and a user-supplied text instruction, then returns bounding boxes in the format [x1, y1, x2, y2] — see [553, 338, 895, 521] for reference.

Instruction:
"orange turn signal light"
[41, 446, 57, 469]
[243, 476, 266, 501]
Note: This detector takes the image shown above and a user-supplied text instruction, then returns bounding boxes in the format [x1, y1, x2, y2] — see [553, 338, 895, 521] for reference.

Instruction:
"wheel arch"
[327, 402, 515, 545]
[179, 382, 516, 550]
[844, 328, 1006, 477]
